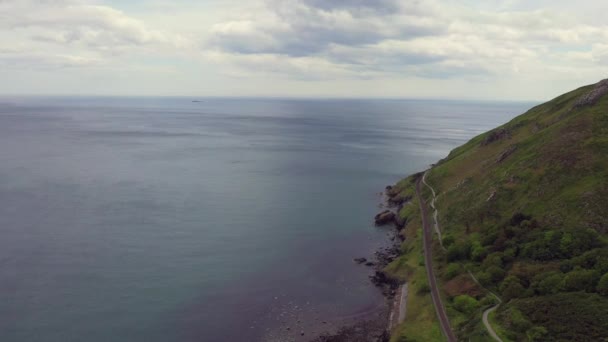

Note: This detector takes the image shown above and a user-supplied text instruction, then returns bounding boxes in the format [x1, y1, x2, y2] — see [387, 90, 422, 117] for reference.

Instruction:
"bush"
[417, 281, 430, 294]
[482, 252, 504, 269]
[526, 326, 548, 341]
[453, 295, 479, 314]
[509, 308, 532, 333]
[487, 265, 506, 283]
[447, 240, 471, 261]
[442, 234, 455, 247]
[533, 271, 565, 295]
[476, 271, 492, 286]
[500, 275, 525, 301]
[444, 263, 461, 280]
[563, 269, 600, 292]
[597, 273, 608, 296]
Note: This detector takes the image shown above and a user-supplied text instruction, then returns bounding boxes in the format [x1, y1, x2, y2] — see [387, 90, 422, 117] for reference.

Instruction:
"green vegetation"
[385, 176, 444, 342]
[388, 80, 608, 341]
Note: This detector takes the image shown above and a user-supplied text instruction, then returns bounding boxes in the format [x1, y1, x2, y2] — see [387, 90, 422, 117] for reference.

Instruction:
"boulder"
[374, 210, 396, 226]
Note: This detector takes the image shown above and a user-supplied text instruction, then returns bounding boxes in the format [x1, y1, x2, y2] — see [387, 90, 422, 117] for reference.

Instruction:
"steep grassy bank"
[386, 79, 608, 341]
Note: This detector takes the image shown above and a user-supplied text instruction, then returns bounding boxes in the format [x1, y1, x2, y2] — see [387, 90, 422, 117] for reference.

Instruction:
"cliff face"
[388, 79, 608, 341]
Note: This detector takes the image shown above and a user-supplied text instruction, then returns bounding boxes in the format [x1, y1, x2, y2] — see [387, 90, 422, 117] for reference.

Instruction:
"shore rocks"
[354, 257, 367, 264]
[374, 210, 396, 226]
[375, 245, 400, 267]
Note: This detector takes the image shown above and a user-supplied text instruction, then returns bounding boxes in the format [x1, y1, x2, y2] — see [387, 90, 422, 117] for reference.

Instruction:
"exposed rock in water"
[481, 128, 511, 146]
[354, 257, 367, 264]
[573, 79, 608, 109]
[375, 245, 400, 267]
[374, 210, 396, 226]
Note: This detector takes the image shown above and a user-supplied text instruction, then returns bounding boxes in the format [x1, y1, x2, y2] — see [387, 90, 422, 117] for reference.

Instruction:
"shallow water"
[0, 97, 534, 341]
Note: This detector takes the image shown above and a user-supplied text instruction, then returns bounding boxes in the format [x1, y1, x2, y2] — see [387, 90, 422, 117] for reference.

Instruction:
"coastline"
[311, 186, 410, 342]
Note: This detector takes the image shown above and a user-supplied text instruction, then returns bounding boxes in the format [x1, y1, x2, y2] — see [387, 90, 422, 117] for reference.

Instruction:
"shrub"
[482, 252, 504, 269]
[533, 272, 565, 295]
[526, 326, 548, 341]
[597, 273, 608, 296]
[444, 263, 461, 280]
[477, 271, 493, 286]
[447, 240, 471, 262]
[509, 308, 532, 333]
[453, 295, 479, 314]
[563, 269, 600, 292]
[442, 234, 455, 247]
[486, 265, 506, 283]
[500, 275, 525, 301]
[417, 281, 430, 294]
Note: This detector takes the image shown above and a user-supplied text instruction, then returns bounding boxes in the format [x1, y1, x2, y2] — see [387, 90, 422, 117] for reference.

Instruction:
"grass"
[388, 79, 608, 341]
[384, 182, 445, 342]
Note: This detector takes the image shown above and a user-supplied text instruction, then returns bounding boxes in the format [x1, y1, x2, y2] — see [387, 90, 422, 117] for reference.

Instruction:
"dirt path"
[468, 271, 504, 342]
[422, 171, 446, 251]
[388, 283, 409, 332]
[416, 173, 457, 342]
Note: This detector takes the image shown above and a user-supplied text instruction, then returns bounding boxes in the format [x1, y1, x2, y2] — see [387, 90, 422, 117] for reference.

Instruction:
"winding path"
[468, 271, 504, 342]
[422, 171, 446, 251]
[416, 172, 456, 342]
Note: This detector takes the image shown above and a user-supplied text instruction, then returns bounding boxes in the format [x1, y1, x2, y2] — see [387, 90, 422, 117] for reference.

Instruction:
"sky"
[1, 0, 608, 100]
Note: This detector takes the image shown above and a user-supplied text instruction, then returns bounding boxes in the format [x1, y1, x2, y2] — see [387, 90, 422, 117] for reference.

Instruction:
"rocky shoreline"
[311, 185, 409, 342]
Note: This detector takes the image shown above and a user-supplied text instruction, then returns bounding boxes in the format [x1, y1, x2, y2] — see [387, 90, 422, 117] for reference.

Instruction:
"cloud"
[1, 0, 608, 98]
[205, 0, 608, 81]
[0, 0, 191, 71]
[209, 0, 445, 57]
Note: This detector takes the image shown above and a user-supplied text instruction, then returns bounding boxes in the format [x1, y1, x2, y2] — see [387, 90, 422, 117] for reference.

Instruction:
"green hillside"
[387, 79, 608, 341]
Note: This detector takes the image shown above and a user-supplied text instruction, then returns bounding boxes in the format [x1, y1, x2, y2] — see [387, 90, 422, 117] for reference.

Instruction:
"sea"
[0, 97, 535, 342]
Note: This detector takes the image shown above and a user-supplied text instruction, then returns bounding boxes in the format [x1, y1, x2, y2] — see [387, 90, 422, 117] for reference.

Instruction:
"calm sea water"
[0, 97, 534, 342]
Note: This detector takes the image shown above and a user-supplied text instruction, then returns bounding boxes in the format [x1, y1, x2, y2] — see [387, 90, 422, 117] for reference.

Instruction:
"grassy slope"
[388, 81, 608, 341]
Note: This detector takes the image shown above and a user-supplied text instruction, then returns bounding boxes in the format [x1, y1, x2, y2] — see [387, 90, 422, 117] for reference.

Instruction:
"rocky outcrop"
[374, 210, 396, 226]
[496, 145, 517, 163]
[573, 79, 608, 109]
[385, 186, 413, 206]
[375, 245, 400, 267]
[481, 128, 511, 146]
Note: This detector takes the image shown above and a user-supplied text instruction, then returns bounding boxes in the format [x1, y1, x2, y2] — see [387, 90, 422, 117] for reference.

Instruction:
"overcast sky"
[1, 0, 608, 100]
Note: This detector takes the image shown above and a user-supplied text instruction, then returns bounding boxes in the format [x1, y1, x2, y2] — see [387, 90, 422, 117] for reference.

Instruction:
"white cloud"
[1, 0, 608, 99]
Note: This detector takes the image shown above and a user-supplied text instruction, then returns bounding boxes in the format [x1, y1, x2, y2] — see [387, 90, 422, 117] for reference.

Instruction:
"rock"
[365, 261, 375, 266]
[487, 190, 497, 202]
[481, 128, 511, 146]
[369, 271, 399, 289]
[354, 257, 367, 264]
[374, 210, 396, 226]
[573, 79, 608, 109]
[387, 193, 412, 206]
[496, 145, 517, 163]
